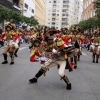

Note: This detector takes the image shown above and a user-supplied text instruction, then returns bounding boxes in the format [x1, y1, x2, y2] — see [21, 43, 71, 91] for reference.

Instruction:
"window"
[52, 9, 56, 12]
[53, 5, 56, 8]
[62, 14, 66, 16]
[25, 3, 28, 9]
[32, 9, 34, 13]
[57, 14, 59, 16]
[52, 18, 56, 21]
[62, 22, 66, 25]
[62, 9, 67, 12]
[63, 5, 68, 8]
[49, 1, 51, 3]
[62, 18, 67, 21]
[52, 22, 55, 25]
[53, 0, 57, 3]
[13, 0, 19, 6]
[52, 13, 56, 16]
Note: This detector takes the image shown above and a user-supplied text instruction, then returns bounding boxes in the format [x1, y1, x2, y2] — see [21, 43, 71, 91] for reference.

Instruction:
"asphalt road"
[0, 43, 100, 100]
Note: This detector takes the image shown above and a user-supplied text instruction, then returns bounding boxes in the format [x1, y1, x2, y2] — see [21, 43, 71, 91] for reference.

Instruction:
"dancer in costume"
[1, 23, 18, 65]
[90, 30, 100, 63]
[29, 30, 79, 90]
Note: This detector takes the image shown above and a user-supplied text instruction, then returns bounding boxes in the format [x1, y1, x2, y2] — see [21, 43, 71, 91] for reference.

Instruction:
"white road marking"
[82, 52, 87, 56]
[19, 47, 28, 50]
[0, 47, 28, 51]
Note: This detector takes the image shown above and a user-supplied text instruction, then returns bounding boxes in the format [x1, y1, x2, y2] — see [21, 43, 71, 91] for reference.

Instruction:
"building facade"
[81, 0, 96, 21]
[32, 0, 45, 25]
[45, 0, 81, 29]
[0, 0, 24, 28]
[23, 0, 35, 17]
[0, 0, 13, 9]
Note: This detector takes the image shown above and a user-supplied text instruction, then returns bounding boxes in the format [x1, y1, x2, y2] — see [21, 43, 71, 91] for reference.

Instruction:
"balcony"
[13, 0, 20, 11]
[63, 1, 69, 4]
[63, 5, 69, 8]
[13, 4, 20, 10]
[62, 18, 67, 21]
[52, 18, 56, 21]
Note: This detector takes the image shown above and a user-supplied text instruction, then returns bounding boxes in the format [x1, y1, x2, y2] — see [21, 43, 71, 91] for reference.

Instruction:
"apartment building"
[23, 0, 35, 17]
[12, 0, 35, 17]
[45, 0, 81, 29]
[81, 0, 96, 21]
[32, 0, 45, 25]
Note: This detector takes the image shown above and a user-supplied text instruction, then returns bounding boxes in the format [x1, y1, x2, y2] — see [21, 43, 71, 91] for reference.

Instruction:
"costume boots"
[77, 54, 80, 61]
[70, 56, 73, 62]
[66, 59, 73, 72]
[29, 67, 47, 83]
[61, 75, 71, 90]
[96, 55, 99, 63]
[14, 48, 19, 57]
[74, 56, 77, 69]
[2, 53, 8, 64]
[92, 54, 95, 63]
[10, 52, 14, 65]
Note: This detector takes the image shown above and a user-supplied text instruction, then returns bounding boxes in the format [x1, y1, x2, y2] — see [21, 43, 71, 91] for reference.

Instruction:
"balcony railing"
[13, 3, 20, 10]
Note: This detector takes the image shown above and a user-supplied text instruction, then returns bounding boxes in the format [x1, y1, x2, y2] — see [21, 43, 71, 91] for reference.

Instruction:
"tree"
[77, 17, 98, 31]
[0, 5, 39, 25]
[29, 16, 39, 26]
[0, 5, 9, 21]
[94, 0, 100, 26]
[69, 25, 75, 32]
[11, 12, 22, 23]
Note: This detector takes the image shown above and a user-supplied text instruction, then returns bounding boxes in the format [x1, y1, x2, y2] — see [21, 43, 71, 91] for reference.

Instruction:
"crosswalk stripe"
[82, 52, 87, 56]
[19, 47, 28, 50]
[0, 47, 28, 51]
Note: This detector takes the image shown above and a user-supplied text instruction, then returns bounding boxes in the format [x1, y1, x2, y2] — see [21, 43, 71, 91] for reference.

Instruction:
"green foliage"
[0, 5, 9, 21]
[71, 0, 100, 31]
[94, 0, 100, 26]
[0, 5, 39, 25]
[70, 18, 98, 31]
[69, 24, 76, 32]
[29, 16, 39, 26]
[78, 18, 98, 30]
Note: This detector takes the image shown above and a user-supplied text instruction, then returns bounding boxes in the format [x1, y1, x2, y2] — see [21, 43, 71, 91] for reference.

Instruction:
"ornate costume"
[29, 29, 79, 90]
[1, 23, 17, 65]
[90, 31, 100, 63]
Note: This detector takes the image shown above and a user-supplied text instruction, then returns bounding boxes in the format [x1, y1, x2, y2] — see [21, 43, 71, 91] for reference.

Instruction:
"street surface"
[0, 43, 100, 100]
